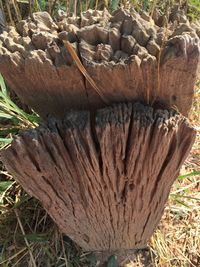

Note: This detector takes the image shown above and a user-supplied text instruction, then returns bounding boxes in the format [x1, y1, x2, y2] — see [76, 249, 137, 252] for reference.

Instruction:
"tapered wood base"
[1, 102, 196, 251]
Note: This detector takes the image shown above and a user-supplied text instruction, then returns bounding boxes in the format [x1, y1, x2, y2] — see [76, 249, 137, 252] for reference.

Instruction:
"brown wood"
[1, 102, 196, 251]
[0, 9, 199, 118]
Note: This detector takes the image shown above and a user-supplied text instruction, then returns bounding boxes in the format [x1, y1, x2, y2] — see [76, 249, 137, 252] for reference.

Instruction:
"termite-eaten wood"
[0, 7, 199, 265]
[1, 103, 196, 254]
[0, 8, 199, 118]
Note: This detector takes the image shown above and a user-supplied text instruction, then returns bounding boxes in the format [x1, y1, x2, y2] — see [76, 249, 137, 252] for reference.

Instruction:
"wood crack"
[1, 102, 196, 251]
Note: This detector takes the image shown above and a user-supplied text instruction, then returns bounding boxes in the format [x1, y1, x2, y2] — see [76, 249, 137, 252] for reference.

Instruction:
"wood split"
[1, 102, 196, 251]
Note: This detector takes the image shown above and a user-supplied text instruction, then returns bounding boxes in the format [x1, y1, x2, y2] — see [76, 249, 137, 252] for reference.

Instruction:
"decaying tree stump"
[1, 102, 196, 252]
[0, 8, 199, 118]
[0, 7, 199, 264]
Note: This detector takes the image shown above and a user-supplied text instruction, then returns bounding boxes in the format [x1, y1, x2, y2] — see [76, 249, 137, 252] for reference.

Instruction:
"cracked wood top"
[0, 8, 199, 118]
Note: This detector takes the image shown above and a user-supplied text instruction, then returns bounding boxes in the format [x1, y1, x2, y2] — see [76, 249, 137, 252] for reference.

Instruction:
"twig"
[61, 234, 69, 267]
[14, 209, 37, 267]
[74, 0, 77, 17]
[150, 0, 158, 18]
[12, 0, 22, 22]
[63, 40, 109, 105]
[50, 0, 58, 15]
[29, 0, 33, 18]
[5, 1, 15, 26]
[0, 181, 16, 203]
[66, 0, 69, 14]
[95, 0, 99, 10]
[0, 247, 27, 265]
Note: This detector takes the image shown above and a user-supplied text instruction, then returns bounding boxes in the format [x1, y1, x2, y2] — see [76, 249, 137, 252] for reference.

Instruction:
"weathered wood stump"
[0, 7, 199, 264]
[0, 8, 199, 118]
[1, 102, 196, 252]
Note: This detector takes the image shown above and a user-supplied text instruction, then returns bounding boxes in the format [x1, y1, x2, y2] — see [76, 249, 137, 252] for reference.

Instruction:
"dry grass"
[63, 40, 109, 105]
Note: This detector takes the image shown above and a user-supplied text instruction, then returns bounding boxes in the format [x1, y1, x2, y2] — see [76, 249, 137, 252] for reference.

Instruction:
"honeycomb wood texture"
[1, 102, 196, 251]
[0, 8, 199, 118]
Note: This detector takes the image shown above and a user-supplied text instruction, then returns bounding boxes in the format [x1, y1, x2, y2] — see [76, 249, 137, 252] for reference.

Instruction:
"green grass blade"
[0, 74, 39, 128]
[0, 112, 14, 119]
[178, 171, 200, 180]
[172, 198, 191, 209]
[172, 179, 200, 194]
[0, 181, 13, 192]
[111, 0, 120, 11]
[16, 0, 29, 3]
[0, 137, 13, 144]
[171, 194, 200, 201]
[20, 234, 49, 243]
[107, 255, 118, 267]
[0, 74, 7, 96]
[39, 0, 47, 11]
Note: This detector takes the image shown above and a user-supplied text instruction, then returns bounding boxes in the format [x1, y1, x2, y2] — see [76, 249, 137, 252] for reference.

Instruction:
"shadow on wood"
[1, 102, 196, 252]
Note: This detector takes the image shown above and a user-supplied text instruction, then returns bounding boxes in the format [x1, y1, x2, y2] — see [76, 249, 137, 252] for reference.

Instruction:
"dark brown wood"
[1, 102, 196, 251]
[0, 9, 199, 118]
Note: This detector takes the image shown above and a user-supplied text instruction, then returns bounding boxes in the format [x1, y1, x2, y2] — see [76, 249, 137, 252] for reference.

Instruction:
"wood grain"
[1, 102, 196, 251]
[0, 9, 199, 118]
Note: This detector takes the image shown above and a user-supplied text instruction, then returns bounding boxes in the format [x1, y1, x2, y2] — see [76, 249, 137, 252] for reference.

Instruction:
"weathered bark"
[1, 102, 196, 251]
[0, 9, 199, 118]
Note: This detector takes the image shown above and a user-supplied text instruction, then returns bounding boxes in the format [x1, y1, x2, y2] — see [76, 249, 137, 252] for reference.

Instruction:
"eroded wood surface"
[1, 102, 196, 251]
[0, 8, 199, 118]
